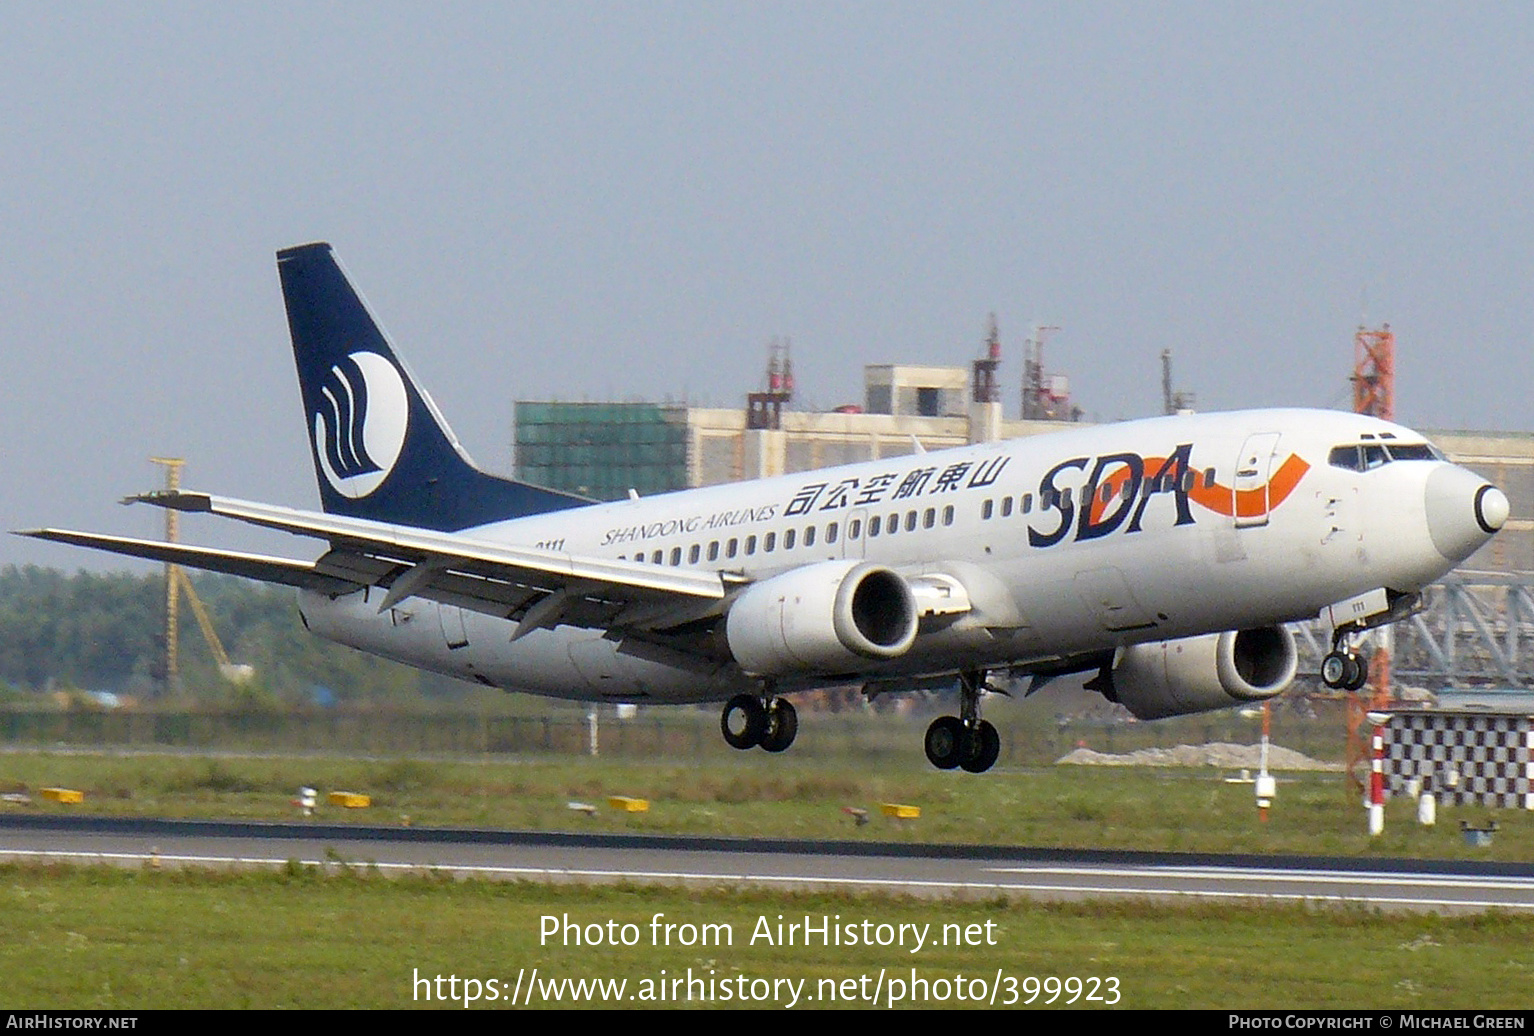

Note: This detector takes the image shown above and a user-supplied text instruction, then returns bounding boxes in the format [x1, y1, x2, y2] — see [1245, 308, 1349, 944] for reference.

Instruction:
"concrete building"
[514, 364, 1056, 497]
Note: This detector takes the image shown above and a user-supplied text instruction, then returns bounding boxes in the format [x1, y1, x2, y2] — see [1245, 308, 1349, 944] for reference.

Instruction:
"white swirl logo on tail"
[312, 351, 409, 498]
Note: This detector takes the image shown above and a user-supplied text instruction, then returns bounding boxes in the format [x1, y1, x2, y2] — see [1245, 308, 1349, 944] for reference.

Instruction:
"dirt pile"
[1056, 741, 1341, 771]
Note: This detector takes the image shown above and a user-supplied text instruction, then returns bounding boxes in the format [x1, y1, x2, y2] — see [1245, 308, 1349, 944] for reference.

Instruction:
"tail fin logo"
[311, 351, 409, 499]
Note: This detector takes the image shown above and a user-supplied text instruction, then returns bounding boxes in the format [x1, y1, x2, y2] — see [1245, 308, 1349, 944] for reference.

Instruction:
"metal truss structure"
[1292, 573, 1534, 690]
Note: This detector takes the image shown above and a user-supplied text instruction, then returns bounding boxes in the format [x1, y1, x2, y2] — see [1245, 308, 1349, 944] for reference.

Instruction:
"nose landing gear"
[1321, 630, 1370, 692]
[1318, 588, 1422, 691]
[1321, 649, 1368, 691]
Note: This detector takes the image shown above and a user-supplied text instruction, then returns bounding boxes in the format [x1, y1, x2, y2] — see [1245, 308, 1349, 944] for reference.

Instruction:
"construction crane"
[150, 458, 254, 689]
[1160, 349, 1195, 415]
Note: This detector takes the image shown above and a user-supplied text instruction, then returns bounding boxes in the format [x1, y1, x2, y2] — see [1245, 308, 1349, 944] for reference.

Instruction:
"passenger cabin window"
[869, 516, 881, 536]
[688, 544, 701, 564]
[1000, 497, 1013, 517]
[942, 505, 954, 526]
[670, 547, 681, 566]
[784, 529, 796, 550]
[827, 522, 839, 543]
[803, 525, 816, 547]
[982, 499, 994, 520]
[764, 532, 777, 552]
[745, 535, 757, 555]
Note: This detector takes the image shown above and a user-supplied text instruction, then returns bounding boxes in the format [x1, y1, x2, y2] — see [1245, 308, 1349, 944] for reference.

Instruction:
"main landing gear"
[924, 669, 1001, 773]
[1321, 632, 1370, 692]
[721, 690, 798, 753]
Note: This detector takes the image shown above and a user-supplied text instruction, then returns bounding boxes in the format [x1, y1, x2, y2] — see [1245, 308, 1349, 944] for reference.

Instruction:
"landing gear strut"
[1321, 631, 1369, 692]
[721, 690, 798, 753]
[923, 669, 1001, 773]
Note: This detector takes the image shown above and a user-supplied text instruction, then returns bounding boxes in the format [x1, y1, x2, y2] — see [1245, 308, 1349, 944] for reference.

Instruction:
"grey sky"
[4, 2, 1531, 569]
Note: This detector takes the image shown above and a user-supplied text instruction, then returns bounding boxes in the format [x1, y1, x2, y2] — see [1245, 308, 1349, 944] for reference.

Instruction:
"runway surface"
[3, 815, 1532, 913]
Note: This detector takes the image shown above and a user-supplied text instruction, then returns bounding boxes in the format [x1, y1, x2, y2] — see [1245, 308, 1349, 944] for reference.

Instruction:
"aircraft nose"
[1425, 464, 1508, 562]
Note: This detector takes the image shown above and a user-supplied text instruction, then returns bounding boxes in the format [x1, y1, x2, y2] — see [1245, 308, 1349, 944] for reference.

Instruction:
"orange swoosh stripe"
[1086, 454, 1311, 524]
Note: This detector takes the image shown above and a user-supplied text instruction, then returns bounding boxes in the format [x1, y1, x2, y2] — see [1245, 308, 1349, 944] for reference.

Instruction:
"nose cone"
[1425, 464, 1508, 562]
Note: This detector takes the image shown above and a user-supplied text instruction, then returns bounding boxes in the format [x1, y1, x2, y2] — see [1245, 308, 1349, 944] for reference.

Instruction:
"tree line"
[0, 565, 441, 705]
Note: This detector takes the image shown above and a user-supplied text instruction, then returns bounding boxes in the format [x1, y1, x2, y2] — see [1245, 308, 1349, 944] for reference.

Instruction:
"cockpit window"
[1386, 443, 1440, 462]
[1330, 441, 1444, 471]
[1328, 445, 1363, 471]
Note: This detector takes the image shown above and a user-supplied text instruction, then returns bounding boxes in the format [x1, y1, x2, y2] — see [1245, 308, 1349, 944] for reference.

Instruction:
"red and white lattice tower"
[1352, 325, 1395, 421]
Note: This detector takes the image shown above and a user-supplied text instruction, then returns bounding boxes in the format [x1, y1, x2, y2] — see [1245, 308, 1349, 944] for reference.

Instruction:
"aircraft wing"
[15, 529, 360, 595]
[94, 490, 736, 640]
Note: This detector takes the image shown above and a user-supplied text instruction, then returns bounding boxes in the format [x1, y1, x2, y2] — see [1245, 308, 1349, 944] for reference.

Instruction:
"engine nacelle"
[725, 560, 918, 676]
[1105, 626, 1298, 720]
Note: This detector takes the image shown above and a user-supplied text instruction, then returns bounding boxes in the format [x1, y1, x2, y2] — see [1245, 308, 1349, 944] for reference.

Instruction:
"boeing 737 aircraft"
[20, 243, 1510, 772]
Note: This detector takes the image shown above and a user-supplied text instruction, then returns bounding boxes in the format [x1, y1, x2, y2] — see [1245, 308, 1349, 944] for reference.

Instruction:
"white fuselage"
[298, 408, 1489, 703]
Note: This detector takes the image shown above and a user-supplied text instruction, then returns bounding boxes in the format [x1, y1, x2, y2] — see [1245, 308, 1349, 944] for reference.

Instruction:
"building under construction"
[515, 323, 1078, 503]
[514, 381, 1080, 501]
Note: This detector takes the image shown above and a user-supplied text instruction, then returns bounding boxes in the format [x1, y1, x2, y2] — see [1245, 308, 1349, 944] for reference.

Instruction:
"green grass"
[4, 746, 1532, 1010]
[2, 865, 1531, 1009]
[2, 748, 1531, 861]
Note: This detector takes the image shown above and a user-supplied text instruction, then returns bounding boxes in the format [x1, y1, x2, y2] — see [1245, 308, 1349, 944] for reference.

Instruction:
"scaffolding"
[514, 402, 690, 501]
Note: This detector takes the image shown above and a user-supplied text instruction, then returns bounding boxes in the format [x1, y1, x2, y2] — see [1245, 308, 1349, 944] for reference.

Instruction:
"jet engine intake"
[725, 560, 918, 676]
[1104, 625, 1298, 720]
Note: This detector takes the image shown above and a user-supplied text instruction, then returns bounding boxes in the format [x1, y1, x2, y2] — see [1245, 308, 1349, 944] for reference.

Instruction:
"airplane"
[19, 242, 1510, 772]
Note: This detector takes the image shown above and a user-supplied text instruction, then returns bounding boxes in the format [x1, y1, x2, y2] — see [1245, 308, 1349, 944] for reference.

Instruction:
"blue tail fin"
[277, 242, 589, 530]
